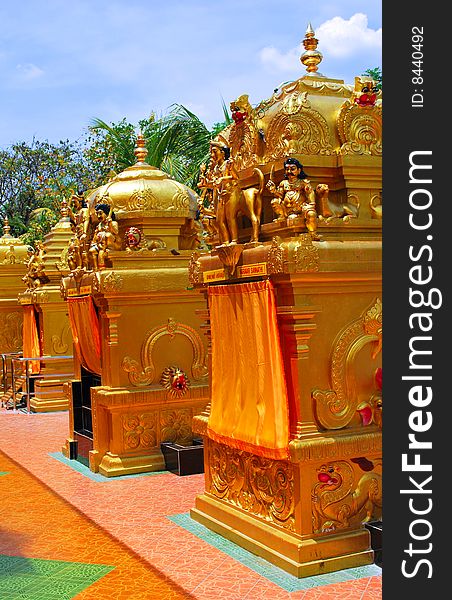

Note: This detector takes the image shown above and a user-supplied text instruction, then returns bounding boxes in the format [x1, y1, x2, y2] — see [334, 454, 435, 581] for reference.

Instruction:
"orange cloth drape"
[67, 296, 102, 376]
[207, 279, 289, 460]
[22, 305, 41, 374]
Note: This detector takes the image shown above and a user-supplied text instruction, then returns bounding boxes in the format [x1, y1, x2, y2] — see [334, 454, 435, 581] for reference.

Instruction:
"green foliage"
[20, 209, 60, 247]
[362, 67, 382, 91]
[0, 138, 94, 242]
[0, 102, 233, 243]
[89, 103, 231, 191]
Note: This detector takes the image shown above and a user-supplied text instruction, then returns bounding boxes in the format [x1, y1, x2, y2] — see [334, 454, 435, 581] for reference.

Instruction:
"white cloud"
[16, 63, 44, 80]
[317, 13, 382, 58]
[259, 13, 381, 73]
[259, 46, 300, 73]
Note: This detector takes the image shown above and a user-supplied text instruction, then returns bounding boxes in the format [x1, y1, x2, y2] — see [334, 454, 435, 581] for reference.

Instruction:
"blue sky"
[0, 1, 381, 148]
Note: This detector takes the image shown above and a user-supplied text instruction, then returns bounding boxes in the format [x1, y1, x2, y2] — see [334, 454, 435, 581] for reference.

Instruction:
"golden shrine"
[60, 139, 209, 477]
[0, 219, 28, 403]
[189, 25, 382, 577]
[16, 203, 75, 412]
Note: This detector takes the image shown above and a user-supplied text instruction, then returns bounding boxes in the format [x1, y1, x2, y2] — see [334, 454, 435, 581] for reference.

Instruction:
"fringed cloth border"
[206, 427, 289, 460]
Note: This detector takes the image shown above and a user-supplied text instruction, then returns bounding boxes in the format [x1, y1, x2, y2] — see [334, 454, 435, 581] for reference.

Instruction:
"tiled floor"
[0, 410, 382, 599]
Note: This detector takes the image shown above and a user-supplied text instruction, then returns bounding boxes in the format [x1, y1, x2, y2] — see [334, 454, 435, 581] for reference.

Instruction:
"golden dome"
[0, 218, 31, 265]
[85, 134, 199, 219]
[219, 25, 382, 172]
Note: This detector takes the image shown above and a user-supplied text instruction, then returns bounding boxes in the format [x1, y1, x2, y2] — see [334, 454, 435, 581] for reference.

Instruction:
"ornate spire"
[2, 217, 11, 236]
[60, 197, 70, 221]
[134, 132, 149, 164]
[300, 23, 323, 75]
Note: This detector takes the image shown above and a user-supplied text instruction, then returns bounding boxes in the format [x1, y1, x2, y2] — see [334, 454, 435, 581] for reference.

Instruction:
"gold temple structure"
[189, 26, 382, 577]
[0, 219, 28, 405]
[60, 136, 210, 477]
[16, 203, 75, 412]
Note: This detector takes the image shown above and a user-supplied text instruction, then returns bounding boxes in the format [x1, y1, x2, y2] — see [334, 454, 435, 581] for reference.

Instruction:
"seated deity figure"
[266, 157, 321, 240]
[89, 203, 121, 271]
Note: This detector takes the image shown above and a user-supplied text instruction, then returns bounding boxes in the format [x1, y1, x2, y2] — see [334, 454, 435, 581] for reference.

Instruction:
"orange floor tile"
[0, 410, 382, 599]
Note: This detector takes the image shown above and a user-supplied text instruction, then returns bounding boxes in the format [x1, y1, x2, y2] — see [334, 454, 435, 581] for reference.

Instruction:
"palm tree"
[89, 102, 232, 190]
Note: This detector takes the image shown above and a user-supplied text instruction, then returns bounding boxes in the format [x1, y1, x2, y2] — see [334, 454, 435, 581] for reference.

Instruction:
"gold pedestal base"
[96, 450, 166, 477]
[191, 494, 373, 578]
[29, 379, 69, 412]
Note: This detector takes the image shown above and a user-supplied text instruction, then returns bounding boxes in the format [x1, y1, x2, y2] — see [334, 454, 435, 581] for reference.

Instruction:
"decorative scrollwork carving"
[128, 188, 157, 210]
[188, 251, 201, 285]
[122, 318, 208, 387]
[51, 323, 71, 354]
[265, 102, 333, 160]
[267, 237, 286, 274]
[293, 234, 320, 272]
[170, 189, 191, 210]
[121, 356, 154, 386]
[337, 102, 382, 156]
[312, 298, 382, 429]
[102, 271, 124, 293]
[0, 312, 23, 352]
[208, 439, 295, 531]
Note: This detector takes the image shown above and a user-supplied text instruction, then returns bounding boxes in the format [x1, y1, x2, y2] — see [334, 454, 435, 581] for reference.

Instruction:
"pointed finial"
[300, 23, 323, 75]
[3, 217, 11, 236]
[134, 132, 149, 164]
[60, 198, 70, 220]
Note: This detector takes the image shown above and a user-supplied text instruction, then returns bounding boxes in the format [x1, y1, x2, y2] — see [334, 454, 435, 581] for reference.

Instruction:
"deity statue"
[208, 141, 264, 246]
[68, 190, 92, 270]
[22, 242, 49, 290]
[266, 157, 321, 240]
[66, 234, 83, 271]
[197, 156, 220, 245]
[88, 203, 121, 271]
[2, 245, 16, 265]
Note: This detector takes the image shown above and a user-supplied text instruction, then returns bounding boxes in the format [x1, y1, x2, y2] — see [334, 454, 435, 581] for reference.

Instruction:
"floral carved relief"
[161, 409, 192, 445]
[123, 412, 158, 450]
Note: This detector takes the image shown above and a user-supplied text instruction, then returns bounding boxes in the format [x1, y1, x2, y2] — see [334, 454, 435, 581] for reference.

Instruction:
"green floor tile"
[0, 555, 115, 600]
[168, 512, 382, 592]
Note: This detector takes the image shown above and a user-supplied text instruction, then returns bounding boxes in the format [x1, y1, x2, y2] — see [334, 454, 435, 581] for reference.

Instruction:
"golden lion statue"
[312, 460, 382, 533]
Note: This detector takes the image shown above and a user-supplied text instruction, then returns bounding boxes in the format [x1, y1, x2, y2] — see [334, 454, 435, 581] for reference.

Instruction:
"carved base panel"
[30, 379, 70, 412]
[191, 436, 381, 577]
[97, 450, 166, 477]
[84, 386, 209, 477]
[191, 496, 372, 577]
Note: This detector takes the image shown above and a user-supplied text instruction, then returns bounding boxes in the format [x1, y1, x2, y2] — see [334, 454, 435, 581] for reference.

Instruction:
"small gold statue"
[2, 245, 16, 265]
[267, 158, 321, 240]
[197, 162, 219, 244]
[88, 203, 121, 271]
[68, 190, 92, 270]
[22, 242, 49, 290]
[209, 141, 264, 246]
